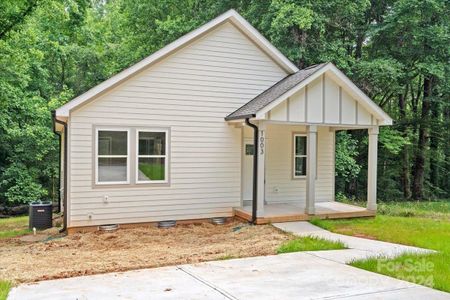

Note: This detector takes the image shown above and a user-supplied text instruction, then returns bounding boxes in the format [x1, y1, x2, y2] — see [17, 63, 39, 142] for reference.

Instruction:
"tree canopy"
[0, 0, 448, 206]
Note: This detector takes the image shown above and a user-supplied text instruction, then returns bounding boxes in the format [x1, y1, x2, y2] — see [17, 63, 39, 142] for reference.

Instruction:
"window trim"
[95, 128, 130, 185]
[293, 134, 307, 179]
[135, 129, 169, 184]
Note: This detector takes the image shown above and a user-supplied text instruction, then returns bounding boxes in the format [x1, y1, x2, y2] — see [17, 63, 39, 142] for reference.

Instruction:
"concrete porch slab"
[235, 202, 375, 224]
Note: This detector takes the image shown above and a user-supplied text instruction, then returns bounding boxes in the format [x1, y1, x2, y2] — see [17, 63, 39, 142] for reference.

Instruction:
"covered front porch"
[225, 63, 391, 224]
[234, 202, 375, 225]
[232, 121, 380, 224]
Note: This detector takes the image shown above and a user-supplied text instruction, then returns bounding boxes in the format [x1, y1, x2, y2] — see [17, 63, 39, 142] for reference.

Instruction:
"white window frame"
[293, 134, 307, 178]
[95, 128, 130, 185]
[136, 129, 169, 184]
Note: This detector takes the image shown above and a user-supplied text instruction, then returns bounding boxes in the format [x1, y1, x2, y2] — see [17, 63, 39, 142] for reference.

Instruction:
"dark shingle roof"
[225, 63, 328, 120]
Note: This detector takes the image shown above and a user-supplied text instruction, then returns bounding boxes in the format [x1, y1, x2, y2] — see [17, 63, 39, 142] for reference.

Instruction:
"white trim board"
[255, 63, 393, 125]
[55, 9, 298, 118]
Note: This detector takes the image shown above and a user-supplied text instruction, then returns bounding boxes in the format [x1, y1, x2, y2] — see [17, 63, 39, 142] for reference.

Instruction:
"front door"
[243, 138, 254, 202]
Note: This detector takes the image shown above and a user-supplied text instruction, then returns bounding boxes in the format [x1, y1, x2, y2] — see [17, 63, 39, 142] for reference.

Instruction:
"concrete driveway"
[9, 252, 449, 299]
[8, 222, 449, 299]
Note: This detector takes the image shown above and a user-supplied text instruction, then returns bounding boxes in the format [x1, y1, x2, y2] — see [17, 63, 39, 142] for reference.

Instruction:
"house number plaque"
[259, 131, 265, 155]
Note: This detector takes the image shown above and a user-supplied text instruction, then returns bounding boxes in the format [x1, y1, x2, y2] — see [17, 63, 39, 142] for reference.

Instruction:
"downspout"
[244, 118, 258, 224]
[52, 110, 68, 233]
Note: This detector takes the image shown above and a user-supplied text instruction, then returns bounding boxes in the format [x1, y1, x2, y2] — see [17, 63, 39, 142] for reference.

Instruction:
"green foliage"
[270, 1, 314, 31]
[0, 280, 11, 300]
[0, 0, 448, 206]
[352, 59, 403, 99]
[276, 235, 346, 253]
[378, 127, 410, 155]
[335, 131, 361, 182]
[0, 164, 47, 205]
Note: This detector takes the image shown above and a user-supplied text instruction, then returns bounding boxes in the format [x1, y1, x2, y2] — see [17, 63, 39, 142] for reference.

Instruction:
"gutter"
[225, 113, 256, 121]
[244, 118, 258, 224]
[52, 110, 68, 233]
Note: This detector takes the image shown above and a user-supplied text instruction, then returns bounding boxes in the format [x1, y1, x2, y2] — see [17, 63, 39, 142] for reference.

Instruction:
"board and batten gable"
[267, 73, 378, 125]
[67, 21, 288, 227]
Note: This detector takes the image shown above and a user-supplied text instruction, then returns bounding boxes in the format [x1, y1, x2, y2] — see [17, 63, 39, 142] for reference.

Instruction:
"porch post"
[306, 125, 317, 214]
[367, 126, 379, 211]
[257, 121, 266, 216]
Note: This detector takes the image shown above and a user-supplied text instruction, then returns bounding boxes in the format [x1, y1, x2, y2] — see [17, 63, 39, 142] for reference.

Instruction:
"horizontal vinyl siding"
[264, 125, 334, 206]
[67, 22, 287, 227]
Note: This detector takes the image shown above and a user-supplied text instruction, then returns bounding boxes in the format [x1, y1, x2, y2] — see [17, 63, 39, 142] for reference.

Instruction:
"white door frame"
[242, 137, 254, 205]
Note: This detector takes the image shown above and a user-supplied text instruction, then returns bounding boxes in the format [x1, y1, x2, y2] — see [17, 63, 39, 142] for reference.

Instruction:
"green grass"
[377, 200, 450, 219]
[0, 280, 11, 300]
[350, 252, 447, 290]
[335, 198, 450, 219]
[218, 254, 236, 260]
[312, 200, 450, 292]
[139, 163, 165, 180]
[0, 216, 30, 239]
[277, 236, 346, 253]
[0, 216, 30, 298]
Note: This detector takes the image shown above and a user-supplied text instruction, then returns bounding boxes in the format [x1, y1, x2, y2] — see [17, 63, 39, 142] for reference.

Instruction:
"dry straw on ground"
[0, 221, 290, 284]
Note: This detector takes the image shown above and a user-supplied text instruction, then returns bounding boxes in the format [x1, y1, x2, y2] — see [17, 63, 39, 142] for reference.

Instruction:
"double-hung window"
[294, 134, 307, 178]
[96, 129, 129, 184]
[136, 130, 168, 183]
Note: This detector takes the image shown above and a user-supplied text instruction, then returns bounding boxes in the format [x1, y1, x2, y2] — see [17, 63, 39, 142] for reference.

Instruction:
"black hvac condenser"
[29, 202, 53, 230]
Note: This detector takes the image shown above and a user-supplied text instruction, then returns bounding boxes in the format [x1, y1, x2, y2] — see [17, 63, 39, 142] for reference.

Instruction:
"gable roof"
[55, 9, 298, 118]
[225, 63, 327, 120]
[225, 62, 393, 125]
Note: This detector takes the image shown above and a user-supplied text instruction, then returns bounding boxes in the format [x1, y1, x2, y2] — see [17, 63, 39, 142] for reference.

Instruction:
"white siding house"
[54, 10, 392, 230]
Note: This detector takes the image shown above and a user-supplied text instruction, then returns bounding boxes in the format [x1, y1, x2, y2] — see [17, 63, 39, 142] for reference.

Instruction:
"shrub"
[0, 163, 47, 205]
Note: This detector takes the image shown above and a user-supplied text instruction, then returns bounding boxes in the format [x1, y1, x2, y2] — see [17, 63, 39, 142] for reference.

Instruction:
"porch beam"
[306, 125, 317, 214]
[367, 126, 379, 211]
[257, 121, 266, 215]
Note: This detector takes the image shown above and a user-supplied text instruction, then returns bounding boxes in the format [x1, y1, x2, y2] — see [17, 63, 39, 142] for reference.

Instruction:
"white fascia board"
[229, 12, 298, 74]
[325, 64, 393, 125]
[55, 9, 297, 117]
[256, 63, 393, 125]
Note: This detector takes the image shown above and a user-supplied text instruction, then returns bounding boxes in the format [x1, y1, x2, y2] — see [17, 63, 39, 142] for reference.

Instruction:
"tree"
[0, 0, 448, 206]
[370, 0, 449, 199]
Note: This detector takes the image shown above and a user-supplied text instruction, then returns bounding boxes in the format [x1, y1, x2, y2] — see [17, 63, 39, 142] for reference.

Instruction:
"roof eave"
[54, 9, 298, 117]
[250, 63, 394, 125]
[224, 114, 256, 121]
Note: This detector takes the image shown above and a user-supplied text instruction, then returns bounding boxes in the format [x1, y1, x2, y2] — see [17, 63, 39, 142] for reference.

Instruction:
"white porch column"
[306, 125, 317, 214]
[257, 122, 266, 216]
[367, 126, 379, 211]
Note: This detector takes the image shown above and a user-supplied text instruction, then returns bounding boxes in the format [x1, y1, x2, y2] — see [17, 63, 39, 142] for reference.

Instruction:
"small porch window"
[96, 129, 129, 184]
[136, 130, 168, 183]
[294, 134, 307, 177]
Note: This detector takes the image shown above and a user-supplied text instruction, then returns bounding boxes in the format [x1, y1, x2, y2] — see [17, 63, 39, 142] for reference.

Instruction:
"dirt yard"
[0, 221, 290, 284]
